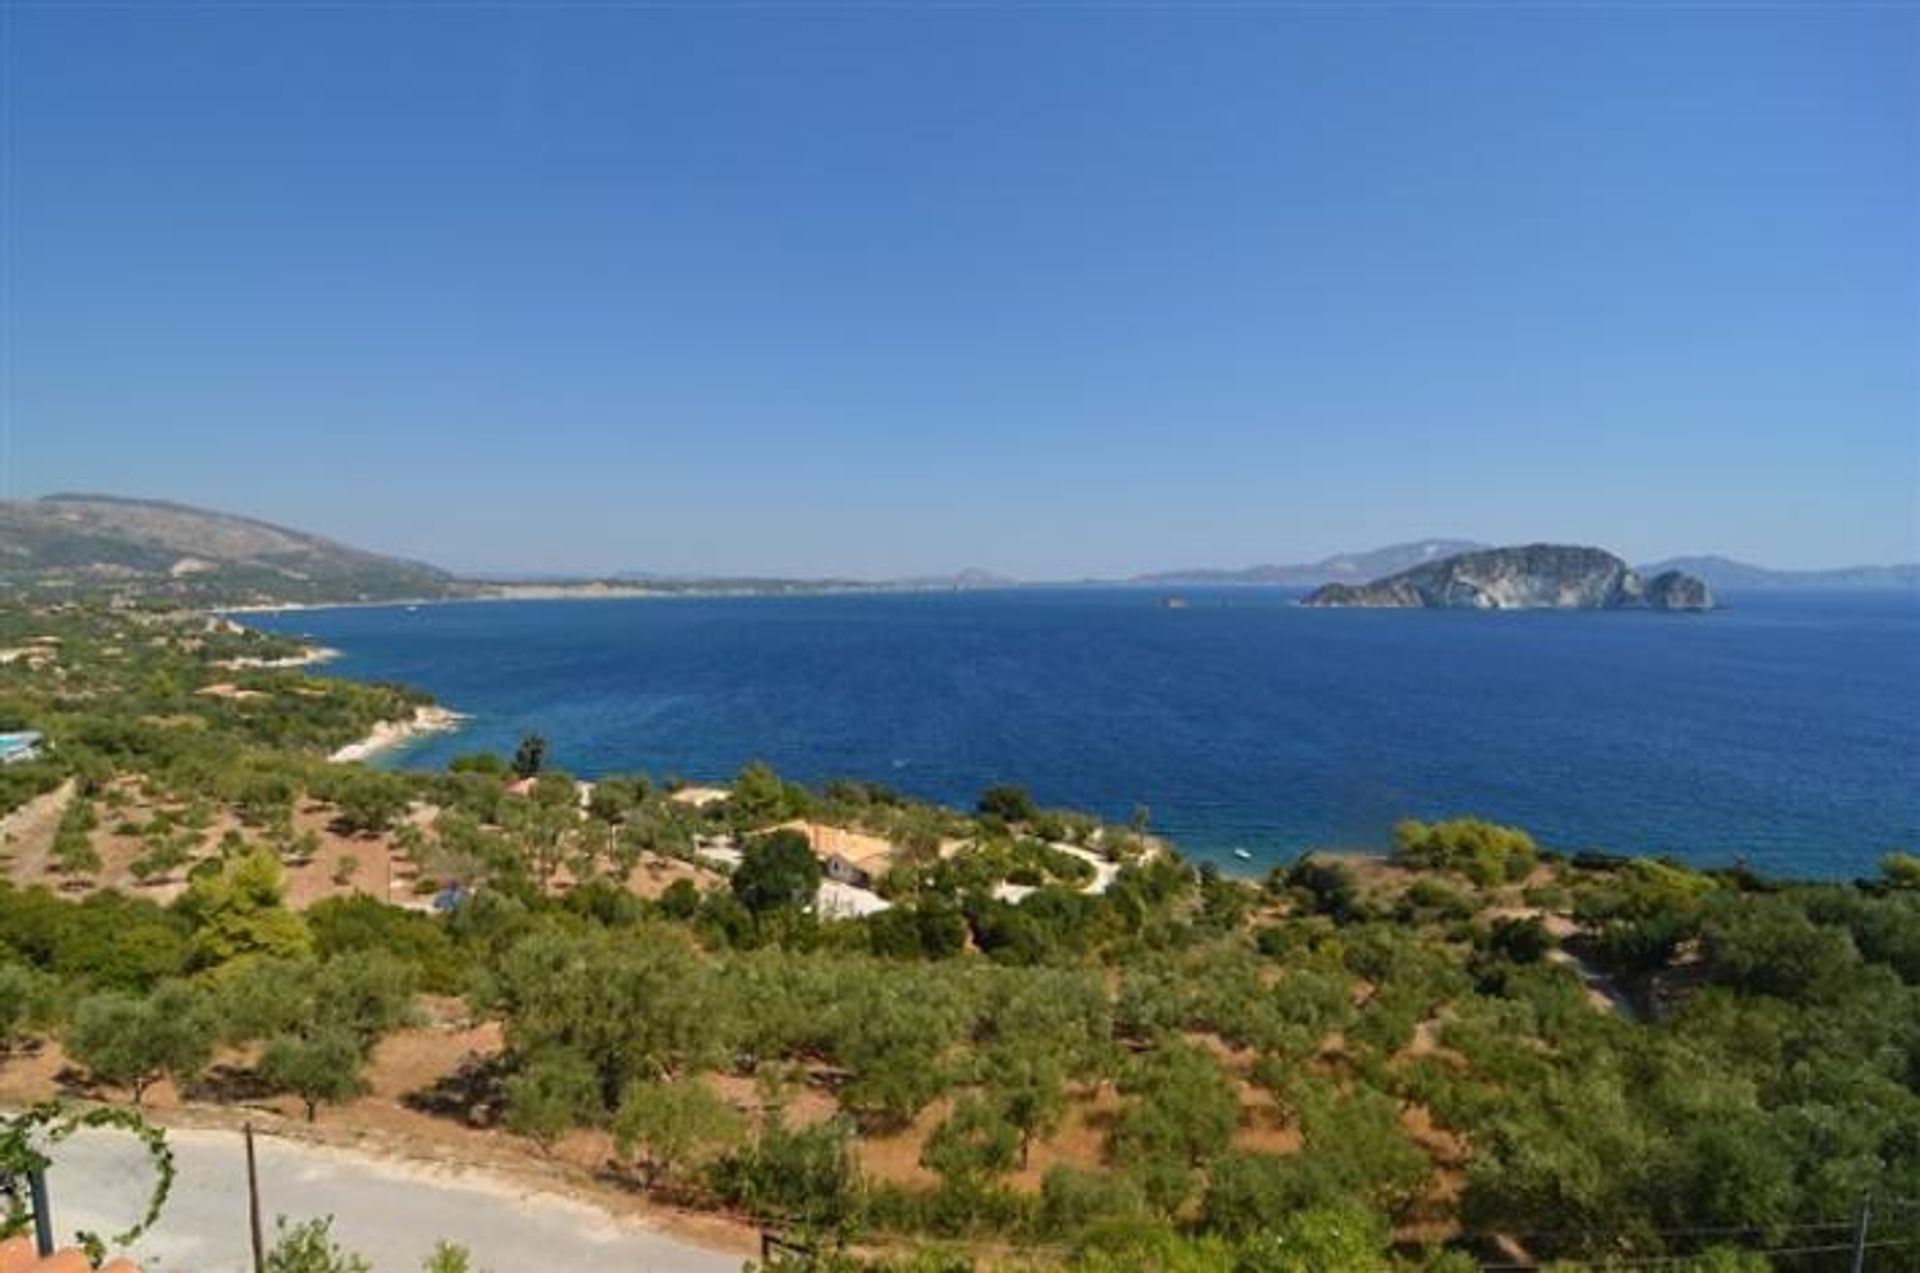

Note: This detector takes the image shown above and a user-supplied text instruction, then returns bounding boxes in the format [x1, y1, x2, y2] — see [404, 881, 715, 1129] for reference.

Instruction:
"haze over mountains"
[1139, 544, 1920, 591]
[1132, 540, 1491, 587]
[1635, 555, 1920, 591]
[0, 494, 458, 603]
[0, 495, 1911, 604]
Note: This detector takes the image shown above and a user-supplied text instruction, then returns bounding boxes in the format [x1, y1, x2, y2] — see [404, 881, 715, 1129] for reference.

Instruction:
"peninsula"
[1302, 544, 1716, 611]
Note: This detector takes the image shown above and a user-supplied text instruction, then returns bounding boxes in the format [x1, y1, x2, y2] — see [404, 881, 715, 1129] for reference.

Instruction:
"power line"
[1480, 1235, 1919, 1270]
[1479, 1217, 1860, 1241]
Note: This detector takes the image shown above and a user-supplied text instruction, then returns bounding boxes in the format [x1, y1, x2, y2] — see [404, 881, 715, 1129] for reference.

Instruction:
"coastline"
[330, 704, 467, 764]
[215, 644, 341, 669]
[240, 591, 1912, 882]
[219, 579, 1036, 617]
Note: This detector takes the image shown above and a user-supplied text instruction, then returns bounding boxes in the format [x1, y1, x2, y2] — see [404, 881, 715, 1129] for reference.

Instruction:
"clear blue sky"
[4, 3, 1914, 578]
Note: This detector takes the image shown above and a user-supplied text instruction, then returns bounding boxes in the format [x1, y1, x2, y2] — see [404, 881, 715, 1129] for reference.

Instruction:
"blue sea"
[250, 588, 1920, 881]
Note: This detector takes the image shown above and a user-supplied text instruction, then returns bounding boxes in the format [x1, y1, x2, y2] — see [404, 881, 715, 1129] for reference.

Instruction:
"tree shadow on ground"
[193, 1062, 278, 1104]
[403, 1050, 508, 1128]
[53, 1063, 106, 1100]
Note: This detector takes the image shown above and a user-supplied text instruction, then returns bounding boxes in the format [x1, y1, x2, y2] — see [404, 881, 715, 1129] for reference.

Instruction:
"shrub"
[306, 894, 463, 994]
[1485, 916, 1554, 965]
[977, 785, 1038, 825]
[0, 961, 49, 1051]
[707, 1116, 862, 1234]
[1394, 819, 1538, 886]
[613, 1078, 747, 1190]
[1283, 856, 1366, 924]
[504, 1050, 602, 1150]
[265, 1216, 370, 1273]
[1236, 1201, 1391, 1272]
[733, 830, 823, 914]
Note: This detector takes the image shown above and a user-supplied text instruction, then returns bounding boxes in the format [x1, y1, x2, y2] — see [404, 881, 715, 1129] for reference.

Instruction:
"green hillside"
[0, 494, 463, 604]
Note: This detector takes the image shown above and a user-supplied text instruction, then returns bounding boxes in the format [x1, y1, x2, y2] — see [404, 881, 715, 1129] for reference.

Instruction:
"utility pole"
[245, 1122, 265, 1273]
[1850, 1195, 1871, 1273]
[26, 1169, 52, 1256]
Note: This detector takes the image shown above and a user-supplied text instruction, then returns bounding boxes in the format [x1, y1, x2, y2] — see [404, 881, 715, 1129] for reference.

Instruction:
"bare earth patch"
[0, 779, 76, 880]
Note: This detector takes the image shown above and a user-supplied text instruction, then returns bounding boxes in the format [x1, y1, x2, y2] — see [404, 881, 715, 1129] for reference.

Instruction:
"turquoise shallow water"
[252, 587, 1920, 880]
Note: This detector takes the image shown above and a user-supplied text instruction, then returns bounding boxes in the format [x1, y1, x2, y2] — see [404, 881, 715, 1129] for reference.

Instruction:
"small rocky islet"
[1301, 543, 1716, 610]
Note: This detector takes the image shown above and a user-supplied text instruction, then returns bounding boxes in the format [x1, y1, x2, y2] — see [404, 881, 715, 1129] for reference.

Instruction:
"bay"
[250, 587, 1920, 880]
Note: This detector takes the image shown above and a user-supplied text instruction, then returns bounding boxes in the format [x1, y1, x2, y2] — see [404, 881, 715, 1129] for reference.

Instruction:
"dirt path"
[1549, 947, 1640, 1019]
[0, 779, 76, 879]
[1486, 903, 1640, 1020]
[36, 1123, 745, 1273]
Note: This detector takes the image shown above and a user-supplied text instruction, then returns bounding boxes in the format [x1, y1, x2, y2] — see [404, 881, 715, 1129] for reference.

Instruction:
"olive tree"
[0, 962, 49, 1053]
[612, 1079, 746, 1190]
[68, 981, 217, 1105]
[260, 1029, 365, 1122]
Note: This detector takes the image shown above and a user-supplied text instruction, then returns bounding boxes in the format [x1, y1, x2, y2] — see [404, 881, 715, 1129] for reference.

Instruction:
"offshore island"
[1302, 544, 1716, 611]
[0, 499, 1911, 1273]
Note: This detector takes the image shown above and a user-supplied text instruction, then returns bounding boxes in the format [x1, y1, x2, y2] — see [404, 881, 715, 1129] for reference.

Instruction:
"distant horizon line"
[453, 553, 1920, 589]
[452, 547, 1920, 585]
[14, 492, 1916, 586]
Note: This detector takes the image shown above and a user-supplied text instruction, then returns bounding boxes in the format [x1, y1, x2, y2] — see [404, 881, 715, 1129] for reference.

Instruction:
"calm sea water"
[251, 588, 1920, 880]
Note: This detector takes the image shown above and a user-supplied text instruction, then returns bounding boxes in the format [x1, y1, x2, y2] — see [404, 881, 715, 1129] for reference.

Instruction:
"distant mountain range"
[0, 495, 1016, 605]
[1634, 555, 1920, 591]
[0, 495, 1910, 605]
[1132, 540, 1491, 587]
[605, 567, 1016, 590]
[0, 494, 462, 604]
[1137, 542, 1917, 591]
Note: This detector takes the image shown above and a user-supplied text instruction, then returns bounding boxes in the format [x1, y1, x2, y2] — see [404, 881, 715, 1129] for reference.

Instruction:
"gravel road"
[29, 1124, 747, 1272]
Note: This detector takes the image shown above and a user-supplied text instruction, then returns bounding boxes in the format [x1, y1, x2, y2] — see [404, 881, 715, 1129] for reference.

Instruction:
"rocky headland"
[1302, 544, 1716, 611]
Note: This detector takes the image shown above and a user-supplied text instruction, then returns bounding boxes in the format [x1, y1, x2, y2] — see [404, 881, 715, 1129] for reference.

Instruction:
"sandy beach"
[329, 704, 466, 764]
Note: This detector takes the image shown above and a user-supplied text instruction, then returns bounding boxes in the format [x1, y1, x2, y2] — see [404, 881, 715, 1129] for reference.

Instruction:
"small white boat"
[1232, 848, 1253, 861]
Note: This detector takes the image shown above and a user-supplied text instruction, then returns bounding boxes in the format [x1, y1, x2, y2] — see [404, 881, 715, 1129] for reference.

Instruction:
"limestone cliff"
[1302, 545, 1715, 611]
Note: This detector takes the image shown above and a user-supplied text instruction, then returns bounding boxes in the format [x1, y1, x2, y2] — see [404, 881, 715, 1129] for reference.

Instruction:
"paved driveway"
[32, 1124, 746, 1273]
